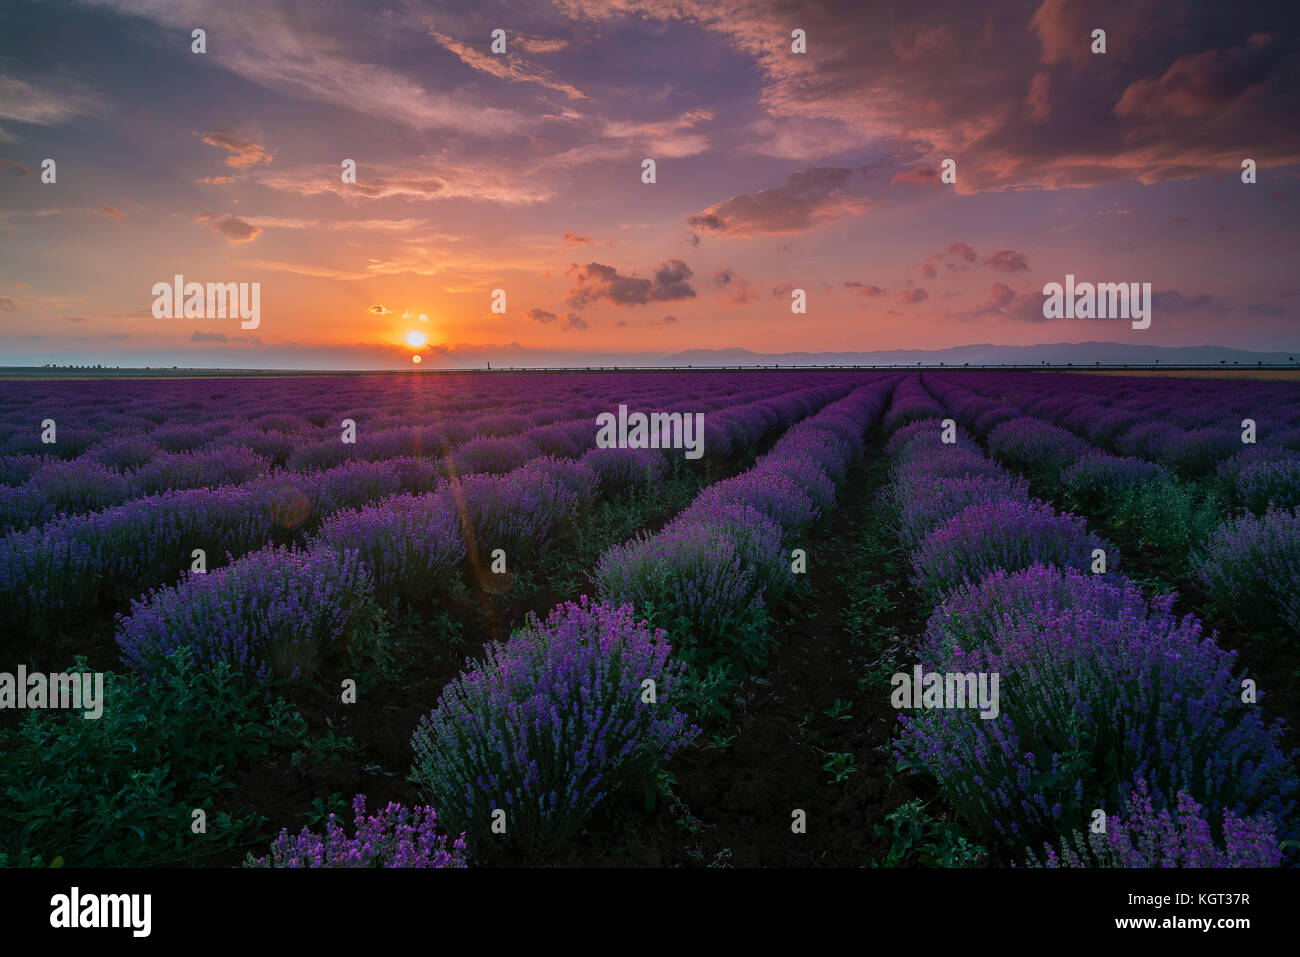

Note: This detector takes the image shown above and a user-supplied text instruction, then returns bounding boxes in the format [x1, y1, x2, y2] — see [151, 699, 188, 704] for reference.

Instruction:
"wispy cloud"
[240, 216, 430, 232]
[199, 131, 273, 169]
[194, 212, 262, 243]
[431, 31, 586, 99]
[82, 0, 528, 134]
[0, 73, 103, 126]
[602, 108, 713, 158]
[689, 167, 871, 238]
[242, 260, 371, 280]
[922, 242, 1032, 274]
[254, 162, 556, 205]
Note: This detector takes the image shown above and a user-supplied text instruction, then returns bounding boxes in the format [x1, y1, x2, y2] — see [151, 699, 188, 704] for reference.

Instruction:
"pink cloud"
[194, 212, 261, 243]
[843, 281, 886, 297]
[983, 249, 1031, 273]
[688, 167, 870, 237]
[199, 132, 273, 169]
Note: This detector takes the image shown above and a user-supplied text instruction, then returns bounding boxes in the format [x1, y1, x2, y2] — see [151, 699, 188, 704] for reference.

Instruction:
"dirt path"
[628, 434, 930, 867]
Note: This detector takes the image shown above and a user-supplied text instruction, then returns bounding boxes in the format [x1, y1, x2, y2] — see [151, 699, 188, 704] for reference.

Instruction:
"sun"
[405, 330, 427, 348]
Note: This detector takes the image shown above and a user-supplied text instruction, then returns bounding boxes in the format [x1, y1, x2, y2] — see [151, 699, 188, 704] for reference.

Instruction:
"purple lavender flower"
[1035, 778, 1285, 868]
[247, 794, 468, 868]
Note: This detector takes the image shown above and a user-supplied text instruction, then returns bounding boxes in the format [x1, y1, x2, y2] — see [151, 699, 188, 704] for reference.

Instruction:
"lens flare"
[411, 354, 422, 364]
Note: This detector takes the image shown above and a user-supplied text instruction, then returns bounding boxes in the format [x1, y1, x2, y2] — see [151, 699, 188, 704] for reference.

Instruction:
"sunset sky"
[1, 0, 1297, 369]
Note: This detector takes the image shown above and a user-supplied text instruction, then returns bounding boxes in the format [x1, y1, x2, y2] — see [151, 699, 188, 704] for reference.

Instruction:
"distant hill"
[662, 342, 1300, 367]
[8, 341, 1298, 375]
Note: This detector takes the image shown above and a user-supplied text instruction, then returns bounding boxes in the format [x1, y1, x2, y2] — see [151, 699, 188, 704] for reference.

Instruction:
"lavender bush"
[1059, 452, 1171, 512]
[987, 417, 1089, 479]
[117, 544, 383, 686]
[409, 599, 698, 852]
[1195, 507, 1300, 636]
[582, 447, 669, 494]
[1116, 421, 1183, 461]
[451, 434, 540, 475]
[896, 566, 1297, 858]
[1156, 427, 1240, 479]
[682, 470, 818, 542]
[893, 473, 1031, 553]
[596, 501, 787, 668]
[0, 483, 275, 635]
[86, 435, 159, 471]
[1234, 455, 1300, 514]
[910, 496, 1115, 603]
[0, 454, 48, 485]
[314, 491, 467, 607]
[886, 417, 959, 457]
[454, 457, 597, 561]
[883, 379, 943, 434]
[755, 449, 838, 512]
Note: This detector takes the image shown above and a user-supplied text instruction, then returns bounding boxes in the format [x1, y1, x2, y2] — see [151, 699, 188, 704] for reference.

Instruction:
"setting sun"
[405, 331, 427, 348]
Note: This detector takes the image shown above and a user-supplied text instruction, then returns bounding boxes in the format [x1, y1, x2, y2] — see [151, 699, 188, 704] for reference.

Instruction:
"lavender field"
[0, 370, 1297, 869]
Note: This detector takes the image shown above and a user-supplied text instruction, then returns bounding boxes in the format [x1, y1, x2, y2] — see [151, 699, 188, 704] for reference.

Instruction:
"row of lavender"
[593, 376, 899, 670]
[0, 374, 626, 475]
[112, 379, 868, 687]
[937, 370, 1300, 447]
[395, 377, 899, 856]
[878, 375, 1296, 866]
[2, 373, 874, 867]
[930, 371, 1300, 510]
[0, 374, 823, 533]
[1, 374, 862, 637]
[0, 373, 770, 459]
[924, 373, 1300, 636]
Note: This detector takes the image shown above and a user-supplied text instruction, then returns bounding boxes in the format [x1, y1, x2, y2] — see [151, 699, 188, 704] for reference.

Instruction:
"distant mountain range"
[9, 341, 1298, 374]
[661, 342, 1300, 367]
